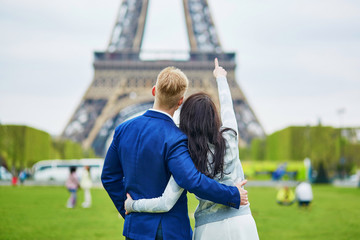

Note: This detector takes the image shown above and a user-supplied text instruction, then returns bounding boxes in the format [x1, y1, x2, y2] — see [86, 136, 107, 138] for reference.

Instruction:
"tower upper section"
[183, 0, 222, 52]
[107, 0, 222, 53]
[107, 0, 149, 52]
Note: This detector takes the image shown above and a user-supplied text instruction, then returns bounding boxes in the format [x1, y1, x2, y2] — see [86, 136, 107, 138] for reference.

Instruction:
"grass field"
[0, 185, 359, 240]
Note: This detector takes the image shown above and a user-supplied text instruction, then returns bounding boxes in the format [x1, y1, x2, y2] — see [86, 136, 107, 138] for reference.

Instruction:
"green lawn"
[0, 185, 359, 239]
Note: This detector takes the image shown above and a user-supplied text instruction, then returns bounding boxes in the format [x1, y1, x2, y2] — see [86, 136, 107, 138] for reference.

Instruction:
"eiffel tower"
[62, 0, 265, 156]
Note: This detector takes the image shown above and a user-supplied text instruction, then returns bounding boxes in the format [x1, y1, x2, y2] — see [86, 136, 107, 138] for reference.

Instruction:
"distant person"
[19, 170, 27, 184]
[65, 166, 79, 208]
[276, 186, 295, 205]
[272, 163, 287, 181]
[11, 175, 18, 186]
[102, 62, 245, 240]
[80, 166, 92, 208]
[123, 59, 259, 240]
[295, 182, 313, 207]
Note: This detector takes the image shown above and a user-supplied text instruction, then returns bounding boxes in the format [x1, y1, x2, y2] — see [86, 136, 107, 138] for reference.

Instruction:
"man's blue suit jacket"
[101, 110, 240, 240]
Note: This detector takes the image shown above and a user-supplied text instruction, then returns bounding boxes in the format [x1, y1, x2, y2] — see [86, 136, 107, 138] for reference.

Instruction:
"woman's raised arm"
[213, 58, 238, 136]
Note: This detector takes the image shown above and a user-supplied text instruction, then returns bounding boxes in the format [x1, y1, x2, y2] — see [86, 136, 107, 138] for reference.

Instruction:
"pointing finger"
[214, 58, 219, 68]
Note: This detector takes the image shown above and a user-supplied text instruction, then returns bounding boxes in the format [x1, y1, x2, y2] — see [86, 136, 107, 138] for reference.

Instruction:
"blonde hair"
[155, 67, 189, 109]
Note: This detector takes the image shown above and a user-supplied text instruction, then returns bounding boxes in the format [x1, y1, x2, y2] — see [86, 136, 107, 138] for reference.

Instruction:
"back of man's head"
[155, 67, 189, 109]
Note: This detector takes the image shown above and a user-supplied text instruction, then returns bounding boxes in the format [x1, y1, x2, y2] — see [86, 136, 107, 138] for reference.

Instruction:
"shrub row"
[0, 125, 96, 171]
[241, 125, 360, 176]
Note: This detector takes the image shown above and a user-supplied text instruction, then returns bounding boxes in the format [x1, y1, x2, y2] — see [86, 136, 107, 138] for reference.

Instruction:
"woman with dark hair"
[125, 59, 259, 239]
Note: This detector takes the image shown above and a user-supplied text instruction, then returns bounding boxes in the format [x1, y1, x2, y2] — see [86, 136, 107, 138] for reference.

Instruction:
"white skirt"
[193, 214, 259, 240]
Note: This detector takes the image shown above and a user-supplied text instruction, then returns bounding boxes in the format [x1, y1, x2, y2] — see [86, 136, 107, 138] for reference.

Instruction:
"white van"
[32, 159, 104, 182]
[0, 166, 12, 180]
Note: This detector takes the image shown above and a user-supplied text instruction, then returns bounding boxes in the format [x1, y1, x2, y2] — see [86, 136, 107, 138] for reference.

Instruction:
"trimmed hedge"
[241, 125, 360, 176]
[0, 125, 96, 171]
[241, 161, 306, 181]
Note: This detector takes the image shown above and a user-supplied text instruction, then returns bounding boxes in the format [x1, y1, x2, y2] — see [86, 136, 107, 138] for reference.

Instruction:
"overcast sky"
[0, 0, 359, 136]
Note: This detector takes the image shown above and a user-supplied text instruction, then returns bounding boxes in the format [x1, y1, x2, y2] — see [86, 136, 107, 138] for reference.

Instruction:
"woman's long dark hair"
[179, 92, 234, 179]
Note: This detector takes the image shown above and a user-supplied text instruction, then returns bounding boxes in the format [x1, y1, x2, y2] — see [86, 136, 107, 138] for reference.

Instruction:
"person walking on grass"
[80, 166, 92, 208]
[101, 65, 247, 240]
[65, 166, 79, 208]
[124, 59, 259, 240]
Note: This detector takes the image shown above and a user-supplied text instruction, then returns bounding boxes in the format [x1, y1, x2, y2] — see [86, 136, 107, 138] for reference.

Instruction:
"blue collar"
[144, 110, 175, 125]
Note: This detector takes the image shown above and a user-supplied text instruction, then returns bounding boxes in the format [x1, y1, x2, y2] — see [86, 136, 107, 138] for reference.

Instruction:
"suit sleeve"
[167, 138, 240, 209]
[101, 129, 126, 218]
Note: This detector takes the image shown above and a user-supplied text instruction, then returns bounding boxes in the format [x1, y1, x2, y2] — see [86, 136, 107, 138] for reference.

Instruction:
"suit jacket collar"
[144, 109, 175, 125]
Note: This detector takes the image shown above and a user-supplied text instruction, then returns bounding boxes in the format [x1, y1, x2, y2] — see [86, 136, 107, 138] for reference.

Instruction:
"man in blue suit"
[102, 66, 246, 240]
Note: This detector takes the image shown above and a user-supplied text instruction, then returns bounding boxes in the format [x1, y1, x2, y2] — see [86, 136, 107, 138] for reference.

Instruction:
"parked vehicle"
[0, 166, 12, 180]
[32, 159, 103, 182]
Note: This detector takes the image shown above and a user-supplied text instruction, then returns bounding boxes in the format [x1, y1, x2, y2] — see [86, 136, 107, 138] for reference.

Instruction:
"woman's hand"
[236, 179, 249, 205]
[124, 193, 134, 215]
[213, 58, 227, 78]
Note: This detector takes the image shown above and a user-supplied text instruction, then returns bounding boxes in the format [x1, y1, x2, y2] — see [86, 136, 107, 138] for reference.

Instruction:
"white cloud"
[294, 47, 360, 83]
[0, 93, 78, 135]
[0, 0, 359, 136]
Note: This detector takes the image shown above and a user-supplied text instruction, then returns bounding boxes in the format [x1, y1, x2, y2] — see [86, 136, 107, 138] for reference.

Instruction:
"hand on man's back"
[236, 179, 249, 205]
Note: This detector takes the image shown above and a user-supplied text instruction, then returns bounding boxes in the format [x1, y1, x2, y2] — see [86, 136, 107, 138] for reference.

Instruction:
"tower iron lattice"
[62, 0, 265, 156]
